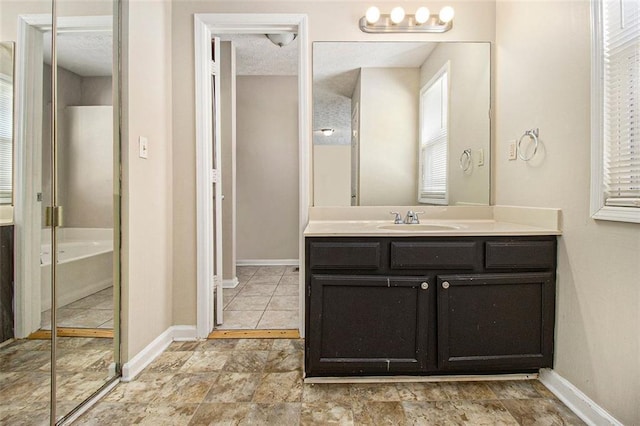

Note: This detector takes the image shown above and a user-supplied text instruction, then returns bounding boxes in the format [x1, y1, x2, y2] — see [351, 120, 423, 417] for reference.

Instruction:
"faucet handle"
[413, 211, 425, 224]
[390, 211, 403, 224]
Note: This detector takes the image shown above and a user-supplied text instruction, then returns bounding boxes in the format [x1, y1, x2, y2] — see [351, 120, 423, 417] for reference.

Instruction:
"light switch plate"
[139, 136, 148, 159]
[477, 148, 485, 166]
[508, 140, 517, 161]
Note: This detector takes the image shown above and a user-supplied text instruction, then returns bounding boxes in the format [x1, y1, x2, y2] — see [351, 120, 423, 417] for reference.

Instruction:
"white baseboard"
[237, 259, 299, 266]
[121, 325, 197, 381]
[539, 369, 622, 426]
[223, 277, 239, 289]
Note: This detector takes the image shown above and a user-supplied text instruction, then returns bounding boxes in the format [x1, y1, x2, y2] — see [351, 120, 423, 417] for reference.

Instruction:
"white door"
[211, 37, 224, 326]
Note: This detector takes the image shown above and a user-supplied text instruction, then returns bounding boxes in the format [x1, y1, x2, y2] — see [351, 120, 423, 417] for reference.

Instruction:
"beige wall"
[313, 144, 350, 206]
[221, 41, 236, 280]
[235, 75, 299, 261]
[495, 2, 639, 424]
[359, 67, 419, 206]
[420, 42, 490, 206]
[121, 0, 173, 362]
[170, 0, 496, 325]
[81, 77, 113, 105]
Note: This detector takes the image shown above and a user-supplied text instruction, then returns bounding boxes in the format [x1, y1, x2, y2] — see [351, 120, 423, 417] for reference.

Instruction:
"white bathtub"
[41, 228, 114, 311]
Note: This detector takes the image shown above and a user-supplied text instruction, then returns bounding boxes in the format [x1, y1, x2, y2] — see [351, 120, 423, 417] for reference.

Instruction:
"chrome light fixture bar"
[360, 6, 454, 33]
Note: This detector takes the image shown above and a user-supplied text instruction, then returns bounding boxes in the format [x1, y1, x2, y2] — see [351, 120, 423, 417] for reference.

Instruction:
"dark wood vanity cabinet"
[305, 236, 556, 377]
[0, 226, 14, 344]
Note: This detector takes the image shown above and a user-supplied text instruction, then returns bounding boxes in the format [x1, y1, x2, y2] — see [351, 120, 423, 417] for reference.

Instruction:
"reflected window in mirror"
[0, 42, 14, 205]
[419, 62, 449, 205]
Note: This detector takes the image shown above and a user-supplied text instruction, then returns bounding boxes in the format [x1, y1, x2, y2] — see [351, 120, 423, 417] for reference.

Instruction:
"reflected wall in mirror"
[313, 41, 491, 207]
[0, 41, 14, 205]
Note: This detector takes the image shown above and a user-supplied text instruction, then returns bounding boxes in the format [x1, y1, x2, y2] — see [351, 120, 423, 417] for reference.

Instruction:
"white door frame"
[193, 13, 310, 339]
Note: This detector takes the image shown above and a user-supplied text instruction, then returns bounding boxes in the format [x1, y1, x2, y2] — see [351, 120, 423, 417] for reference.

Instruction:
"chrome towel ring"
[459, 149, 472, 171]
[518, 128, 539, 161]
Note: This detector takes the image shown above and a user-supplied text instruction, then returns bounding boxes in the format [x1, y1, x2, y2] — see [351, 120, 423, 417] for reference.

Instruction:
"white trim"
[539, 369, 622, 426]
[223, 277, 239, 289]
[306, 373, 538, 384]
[194, 13, 310, 339]
[121, 325, 197, 381]
[236, 259, 299, 266]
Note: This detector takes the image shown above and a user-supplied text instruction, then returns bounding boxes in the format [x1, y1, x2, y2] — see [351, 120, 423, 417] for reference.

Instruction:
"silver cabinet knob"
[442, 281, 450, 289]
[420, 282, 429, 290]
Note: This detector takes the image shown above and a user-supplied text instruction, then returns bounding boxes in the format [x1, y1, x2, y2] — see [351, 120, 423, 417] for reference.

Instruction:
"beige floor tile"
[217, 310, 263, 329]
[439, 381, 498, 400]
[303, 383, 352, 403]
[264, 349, 303, 372]
[279, 275, 300, 285]
[247, 402, 301, 424]
[502, 398, 586, 425]
[274, 284, 299, 296]
[396, 382, 449, 401]
[180, 351, 229, 372]
[188, 402, 253, 425]
[300, 401, 354, 425]
[239, 283, 277, 296]
[254, 265, 286, 276]
[203, 372, 261, 403]
[352, 400, 406, 424]
[226, 295, 271, 311]
[222, 350, 269, 372]
[253, 371, 303, 403]
[257, 310, 298, 329]
[150, 372, 217, 404]
[235, 339, 274, 351]
[266, 295, 298, 311]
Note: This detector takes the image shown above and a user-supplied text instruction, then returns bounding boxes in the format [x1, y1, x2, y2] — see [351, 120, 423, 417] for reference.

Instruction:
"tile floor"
[0, 336, 115, 424]
[220, 266, 299, 330]
[41, 287, 114, 330]
[76, 338, 585, 425]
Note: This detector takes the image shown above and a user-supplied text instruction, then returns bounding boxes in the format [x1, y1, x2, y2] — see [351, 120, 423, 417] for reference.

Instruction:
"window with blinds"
[592, 0, 640, 221]
[0, 72, 12, 205]
[419, 64, 449, 205]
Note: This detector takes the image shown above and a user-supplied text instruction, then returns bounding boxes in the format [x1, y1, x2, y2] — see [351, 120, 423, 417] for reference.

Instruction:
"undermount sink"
[377, 223, 459, 231]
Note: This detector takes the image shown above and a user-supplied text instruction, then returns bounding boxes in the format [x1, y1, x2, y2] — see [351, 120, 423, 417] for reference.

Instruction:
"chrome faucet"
[390, 211, 403, 224]
[404, 210, 425, 224]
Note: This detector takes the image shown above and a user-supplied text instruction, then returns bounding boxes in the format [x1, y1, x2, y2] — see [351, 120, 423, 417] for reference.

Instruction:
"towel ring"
[518, 128, 539, 161]
[459, 149, 472, 172]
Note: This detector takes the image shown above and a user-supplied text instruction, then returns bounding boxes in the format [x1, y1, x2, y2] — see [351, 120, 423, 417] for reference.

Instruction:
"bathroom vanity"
[0, 224, 13, 343]
[303, 207, 560, 377]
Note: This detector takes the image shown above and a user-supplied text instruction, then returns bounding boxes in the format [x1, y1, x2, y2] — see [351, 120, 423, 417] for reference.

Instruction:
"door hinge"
[211, 169, 219, 183]
[45, 206, 64, 227]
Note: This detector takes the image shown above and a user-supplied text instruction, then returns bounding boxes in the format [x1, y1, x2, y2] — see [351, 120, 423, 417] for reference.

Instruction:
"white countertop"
[304, 219, 561, 237]
[304, 205, 562, 237]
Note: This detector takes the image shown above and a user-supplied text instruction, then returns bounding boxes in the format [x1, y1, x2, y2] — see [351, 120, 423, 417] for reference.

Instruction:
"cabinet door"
[437, 273, 555, 372]
[307, 275, 431, 376]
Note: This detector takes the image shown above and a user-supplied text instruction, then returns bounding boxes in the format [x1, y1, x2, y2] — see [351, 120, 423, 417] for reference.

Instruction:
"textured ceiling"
[219, 33, 298, 76]
[43, 31, 112, 77]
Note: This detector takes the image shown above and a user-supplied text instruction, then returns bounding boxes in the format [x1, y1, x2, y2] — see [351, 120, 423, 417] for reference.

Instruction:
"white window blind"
[603, 0, 640, 208]
[0, 74, 12, 205]
[419, 66, 448, 204]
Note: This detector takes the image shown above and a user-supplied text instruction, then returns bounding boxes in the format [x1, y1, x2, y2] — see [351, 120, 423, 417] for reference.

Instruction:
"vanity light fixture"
[360, 5, 455, 33]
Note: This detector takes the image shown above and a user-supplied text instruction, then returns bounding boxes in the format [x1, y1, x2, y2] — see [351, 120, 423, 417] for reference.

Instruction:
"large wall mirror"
[0, 0, 120, 423]
[313, 41, 491, 207]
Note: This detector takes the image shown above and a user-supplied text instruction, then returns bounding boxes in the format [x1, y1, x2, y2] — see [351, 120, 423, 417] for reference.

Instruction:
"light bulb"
[415, 7, 430, 24]
[365, 6, 381, 24]
[320, 128, 334, 136]
[390, 7, 405, 24]
[439, 6, 455, 23]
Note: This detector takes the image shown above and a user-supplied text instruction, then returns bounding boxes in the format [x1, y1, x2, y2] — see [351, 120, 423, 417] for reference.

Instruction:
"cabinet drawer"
[485, 240, 556, 270]
[309, 242, 381, 270]
[390, 241, 478, 270]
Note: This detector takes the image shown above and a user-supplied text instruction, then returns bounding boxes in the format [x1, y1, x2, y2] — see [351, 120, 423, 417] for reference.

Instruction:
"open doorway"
[217, 33, 300, 330]
[194, 14, 309, 339]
